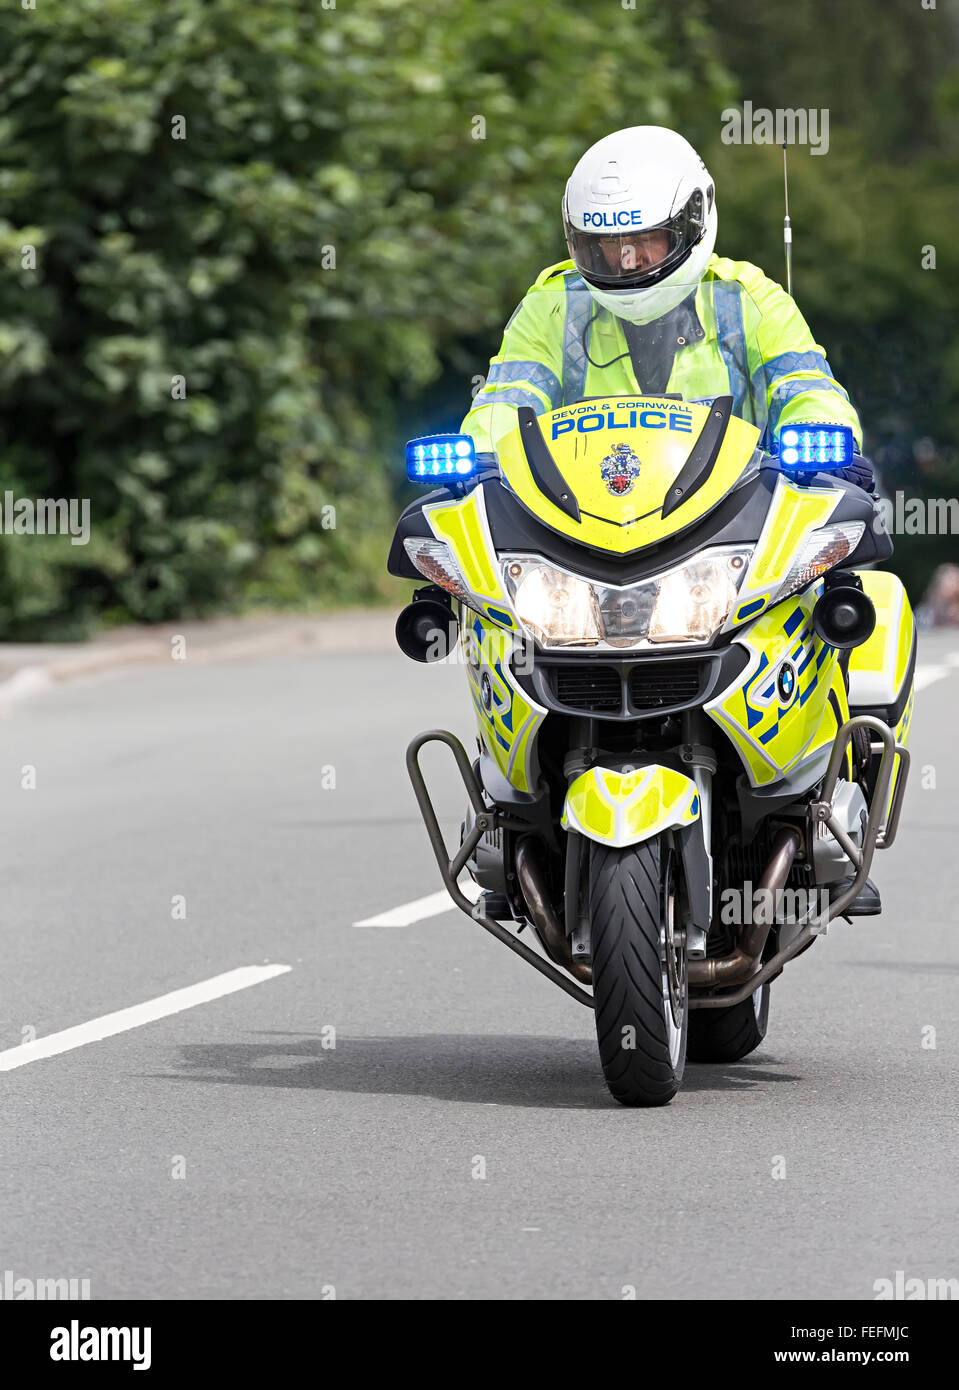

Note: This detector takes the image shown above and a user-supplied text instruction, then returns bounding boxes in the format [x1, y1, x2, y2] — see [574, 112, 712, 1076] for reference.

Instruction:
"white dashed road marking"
[353, 879, 481, 927]
[0, 965, 291, 1072]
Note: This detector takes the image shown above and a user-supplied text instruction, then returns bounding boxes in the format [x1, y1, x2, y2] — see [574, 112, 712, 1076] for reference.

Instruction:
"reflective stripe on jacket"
[461, 255, 860, 453]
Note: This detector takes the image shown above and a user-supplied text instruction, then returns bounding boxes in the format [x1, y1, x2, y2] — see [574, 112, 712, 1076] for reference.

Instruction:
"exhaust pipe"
[515, 838, 592, 985]
[688, 826, 801, 988]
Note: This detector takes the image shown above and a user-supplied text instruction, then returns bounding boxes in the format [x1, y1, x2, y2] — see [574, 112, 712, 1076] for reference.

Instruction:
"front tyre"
[589, 836, 687, 1107]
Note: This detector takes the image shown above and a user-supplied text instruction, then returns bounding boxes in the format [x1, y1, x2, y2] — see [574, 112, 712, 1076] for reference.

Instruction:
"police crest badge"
[600, 443, 642, 496]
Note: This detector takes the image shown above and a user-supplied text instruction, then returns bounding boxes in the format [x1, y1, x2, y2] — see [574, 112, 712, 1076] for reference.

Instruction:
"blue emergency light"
[776, 424, 855, 471]
[406, 434, 477, 482]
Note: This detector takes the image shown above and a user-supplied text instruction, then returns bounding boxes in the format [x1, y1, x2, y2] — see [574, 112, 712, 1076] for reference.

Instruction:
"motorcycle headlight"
[647, 553, 747, 643]
[770, 521, 865, 605]
[502, 548, 753, 650]
[502, 558, 602, 647]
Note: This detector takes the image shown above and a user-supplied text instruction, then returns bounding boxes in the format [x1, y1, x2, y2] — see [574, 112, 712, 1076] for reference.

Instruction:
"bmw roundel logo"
[481, 672, 493, 710]
[777, 662, 796, 702]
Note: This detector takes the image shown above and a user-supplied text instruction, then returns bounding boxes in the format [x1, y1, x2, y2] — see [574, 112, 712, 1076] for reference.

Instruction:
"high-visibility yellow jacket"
[461, 255, 861, 455]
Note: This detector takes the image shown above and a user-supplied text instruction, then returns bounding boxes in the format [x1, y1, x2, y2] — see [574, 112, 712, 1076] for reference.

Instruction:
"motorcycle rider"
[462, 126, 874, 494]
[461, 124, 879, 912]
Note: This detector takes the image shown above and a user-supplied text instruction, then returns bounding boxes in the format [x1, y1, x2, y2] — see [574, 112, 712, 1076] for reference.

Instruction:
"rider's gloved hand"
[837, 453, 876, 496]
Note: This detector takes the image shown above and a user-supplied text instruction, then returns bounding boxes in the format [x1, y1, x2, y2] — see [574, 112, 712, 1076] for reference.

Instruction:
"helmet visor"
[565, 189, 707, 291]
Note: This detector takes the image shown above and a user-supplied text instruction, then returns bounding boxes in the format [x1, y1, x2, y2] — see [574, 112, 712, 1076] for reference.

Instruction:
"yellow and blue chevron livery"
[724, 475, 840, 630]
[463, 612, 545, 794]
[424, 489, 519, 631]
[706, 584, 845, 787]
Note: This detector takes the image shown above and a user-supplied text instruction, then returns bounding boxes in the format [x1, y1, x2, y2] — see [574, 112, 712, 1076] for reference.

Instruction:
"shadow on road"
[156, 1033, 802, 1108]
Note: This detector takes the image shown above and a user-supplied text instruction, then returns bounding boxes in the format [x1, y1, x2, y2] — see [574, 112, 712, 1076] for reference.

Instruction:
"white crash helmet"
[562, 126, 717, 325]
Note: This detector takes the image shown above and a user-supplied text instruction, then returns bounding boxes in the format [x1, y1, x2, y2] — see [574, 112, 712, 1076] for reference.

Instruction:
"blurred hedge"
[701, 0, 959, 601]
[0, 0, 732, 638]
[0, 0, 954, 638]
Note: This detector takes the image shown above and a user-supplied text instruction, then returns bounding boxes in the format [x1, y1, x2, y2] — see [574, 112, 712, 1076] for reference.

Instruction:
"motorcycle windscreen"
[467, 280, 769, 555]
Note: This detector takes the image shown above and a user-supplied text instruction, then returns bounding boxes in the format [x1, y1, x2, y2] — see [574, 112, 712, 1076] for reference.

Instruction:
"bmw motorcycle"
[387, 284, 914, 1107]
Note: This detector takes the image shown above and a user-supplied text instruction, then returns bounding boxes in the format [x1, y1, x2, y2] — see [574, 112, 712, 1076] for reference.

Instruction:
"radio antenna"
[782, 141, 793, 298]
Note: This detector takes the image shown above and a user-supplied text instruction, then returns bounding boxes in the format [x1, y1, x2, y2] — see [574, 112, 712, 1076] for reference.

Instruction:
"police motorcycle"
[387, 283, 914, 1107]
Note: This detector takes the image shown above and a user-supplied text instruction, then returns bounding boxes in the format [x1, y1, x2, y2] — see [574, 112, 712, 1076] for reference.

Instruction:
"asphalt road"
[0, 629, 957, 1301]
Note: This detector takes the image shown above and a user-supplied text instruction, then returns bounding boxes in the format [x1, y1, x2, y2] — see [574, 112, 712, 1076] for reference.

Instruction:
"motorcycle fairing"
[422, 489, 519, 629]
[495, 397, 763, 555]
[847, 571, 915, 711]
[704, 583, 846, 788]
[847, 571, 916, 834]
[722, 476, 841, 630]
[389, 470, 890, 595]
[561, 764, 701, 847]
[463, 611, 546, 795]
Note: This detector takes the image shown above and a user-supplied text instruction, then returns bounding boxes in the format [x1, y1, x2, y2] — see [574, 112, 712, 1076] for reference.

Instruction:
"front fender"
[561, 764, 700, 848]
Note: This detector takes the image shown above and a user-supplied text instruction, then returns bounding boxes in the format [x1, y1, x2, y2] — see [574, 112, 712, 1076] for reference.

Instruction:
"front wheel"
[589, 836, 687, 1107]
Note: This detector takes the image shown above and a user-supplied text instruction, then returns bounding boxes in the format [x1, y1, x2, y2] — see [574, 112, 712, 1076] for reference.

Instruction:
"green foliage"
[0, 0, 954, 634]
[700, 0, 959, 597]
[0, 0, 733, 637]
